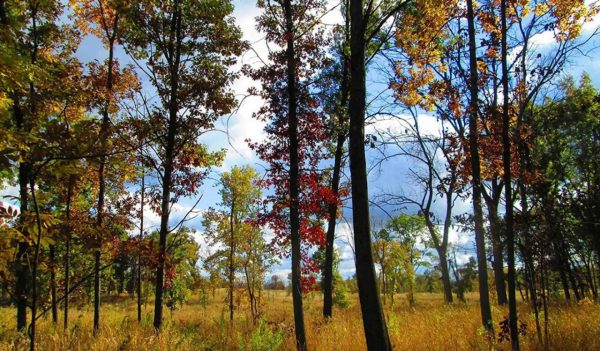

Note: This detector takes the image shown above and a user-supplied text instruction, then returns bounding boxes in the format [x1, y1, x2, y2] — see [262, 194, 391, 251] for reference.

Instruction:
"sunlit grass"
[1, 290, 599, 350]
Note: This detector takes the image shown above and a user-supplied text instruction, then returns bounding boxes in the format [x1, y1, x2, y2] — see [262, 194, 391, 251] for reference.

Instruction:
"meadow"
[0, 290, 598, 351]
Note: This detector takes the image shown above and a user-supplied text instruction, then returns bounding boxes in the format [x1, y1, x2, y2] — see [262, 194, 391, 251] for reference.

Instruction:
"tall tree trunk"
[487, 60, 507, 307]
[64, 178, 73, 330]
[348, 1, 391, 349]
[15, 2, 40, 331]
[138, 167, 144, 323]
[283, 1, 307, 349]
[154, 0, 181, 329]
[500, 1, 519, 348]
[466, 0, 494, 333]
[94, 18, 118, 334]
[323, 59, 349, 320]
[153, 112, 175, 330]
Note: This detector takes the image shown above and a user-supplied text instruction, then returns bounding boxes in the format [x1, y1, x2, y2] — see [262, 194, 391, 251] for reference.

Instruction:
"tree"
[466, 0, 494, 333]
[314, 0, 352, 320]
[313, 246, 351, 309]
[143, 227, 200, 311]
[347, 0, 412, 348]
[246, 1, 335, 349]
[372, 109, 460, 304]
[69, 0, 138, 333]
[386, 213, 427, 307]
[123, 0, 244, 329]
[202, 165, 269, 322]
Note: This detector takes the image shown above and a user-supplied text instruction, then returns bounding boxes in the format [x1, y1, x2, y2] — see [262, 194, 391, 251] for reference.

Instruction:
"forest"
[0, 0, 599, 350]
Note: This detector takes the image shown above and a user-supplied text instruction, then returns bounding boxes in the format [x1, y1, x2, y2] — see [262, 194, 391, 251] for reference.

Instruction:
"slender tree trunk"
[244, 265, 258, 323]
[63, 176, 74, 330]
[323, 4, 350, 320]
[63, 178, 73, 330]
[154, 1, 181, 329]
[489, 202, 508, 305]
[323, 79, 348, 320]
[441, 193, 455, 304]
[521, 239, 542, 345]
[12, 67, 30, 334]
[16, 3, 41, 332]
[138, 167, 144, 323]
[349, 1, 391, 349]
[322, 136, 343, 318]
[229, 198, 235, 322]
[93, 249, 101, 336]
[29, 178, 43, 351]
[500, 1, 519, 347]
[426, 213, 453, 304]
[466, 0, 494, 333]
[16, 162, 30, 332]
[541, 258, 549, 351]
[283, 1, 307, 349]
[94, 19, 118, 333]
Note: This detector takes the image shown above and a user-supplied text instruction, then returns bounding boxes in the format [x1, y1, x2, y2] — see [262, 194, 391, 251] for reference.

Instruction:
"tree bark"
[16, 161, 30, 332]
[323, 39, 349, 319]
[436, 246, 453, 303]
[29, 178, 43, 351]
[283, 1, 307, 349]
[94, 16, 118, 334]
[348, 1, 391, 349]
[488, 199, 508, 305]
[229, 197, 235, 322]
[466, 0, 494, 333]
[154, 0, 181, 329]
[138, 167, 144, 323]
[64, 178, 73, 330]
[500, 0, 519, 347]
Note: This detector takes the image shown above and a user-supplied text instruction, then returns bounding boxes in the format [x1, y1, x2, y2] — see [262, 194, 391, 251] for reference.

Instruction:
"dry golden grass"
[1, 290, 599, 350]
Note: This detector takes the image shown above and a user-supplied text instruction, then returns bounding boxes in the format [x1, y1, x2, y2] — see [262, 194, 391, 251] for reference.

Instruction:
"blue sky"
[2, 0, 600, 281]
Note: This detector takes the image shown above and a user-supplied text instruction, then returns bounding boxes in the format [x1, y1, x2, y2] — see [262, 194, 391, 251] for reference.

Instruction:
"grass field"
[0, 290, 598, 350]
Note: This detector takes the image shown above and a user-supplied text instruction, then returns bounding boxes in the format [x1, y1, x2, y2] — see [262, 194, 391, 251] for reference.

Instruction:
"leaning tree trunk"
[348, 0, 391, 349]
[466, 0, 494, 333]
[283, 1, 307, 349]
